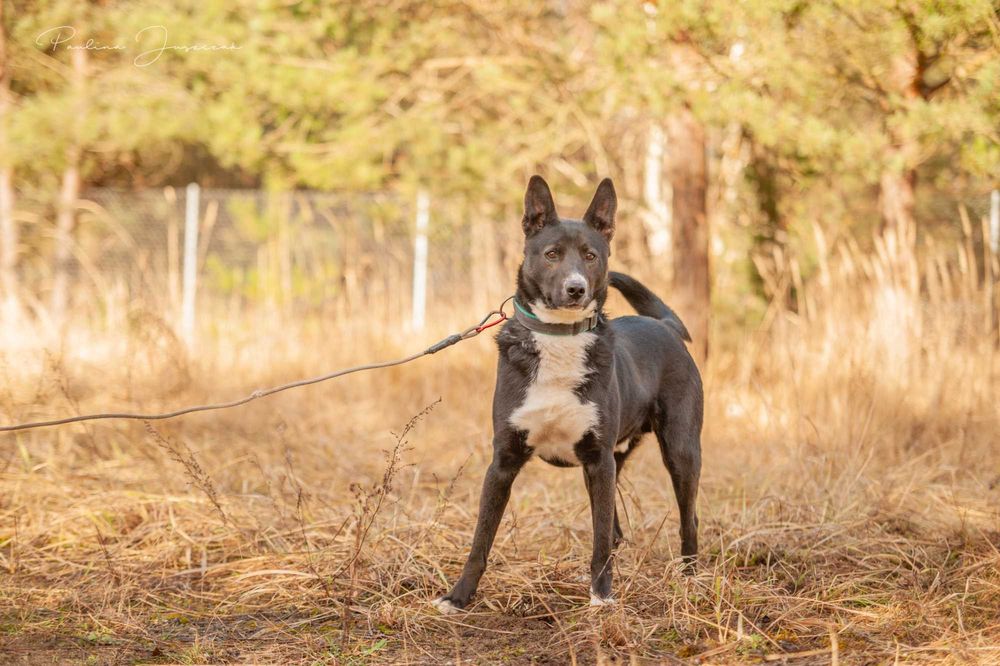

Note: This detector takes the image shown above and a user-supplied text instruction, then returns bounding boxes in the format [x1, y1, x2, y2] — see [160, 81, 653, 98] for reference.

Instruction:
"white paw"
[589, 589, 615, 606]
[431, 597, 462, 614]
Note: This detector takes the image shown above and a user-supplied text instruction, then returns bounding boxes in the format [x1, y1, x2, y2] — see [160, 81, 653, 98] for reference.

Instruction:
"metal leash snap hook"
[475, 310, 507, 333]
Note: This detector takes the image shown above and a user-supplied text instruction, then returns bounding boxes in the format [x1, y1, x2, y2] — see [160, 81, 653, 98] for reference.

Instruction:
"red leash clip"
[475, 310, 508, 333]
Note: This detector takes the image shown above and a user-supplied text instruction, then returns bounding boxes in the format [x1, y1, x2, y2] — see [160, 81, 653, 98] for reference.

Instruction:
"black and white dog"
[434, 176, 702, 611]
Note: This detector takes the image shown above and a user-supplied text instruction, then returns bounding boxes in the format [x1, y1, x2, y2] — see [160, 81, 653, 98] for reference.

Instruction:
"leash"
[0, 297, 514, 433]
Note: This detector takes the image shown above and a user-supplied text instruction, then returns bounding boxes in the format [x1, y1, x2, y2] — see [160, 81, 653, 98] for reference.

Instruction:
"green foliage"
[2, 0, 997, 255]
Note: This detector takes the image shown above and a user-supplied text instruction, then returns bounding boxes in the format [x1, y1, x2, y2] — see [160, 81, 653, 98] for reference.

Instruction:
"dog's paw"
[589, 588, 615, 607]
[431, 597, 463, 614]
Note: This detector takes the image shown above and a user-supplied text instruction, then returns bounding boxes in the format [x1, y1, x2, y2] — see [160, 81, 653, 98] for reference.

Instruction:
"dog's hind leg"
[434, 442, 528, 612]
[654, 392, 702, 569]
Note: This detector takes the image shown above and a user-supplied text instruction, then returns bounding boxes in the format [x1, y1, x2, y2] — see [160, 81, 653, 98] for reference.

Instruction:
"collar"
[512, 299, 600, 336]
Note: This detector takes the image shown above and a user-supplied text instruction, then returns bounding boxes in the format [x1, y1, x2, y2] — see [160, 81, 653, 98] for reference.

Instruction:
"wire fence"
[11, 186, 523, 337]
[7, 185, 998, 342]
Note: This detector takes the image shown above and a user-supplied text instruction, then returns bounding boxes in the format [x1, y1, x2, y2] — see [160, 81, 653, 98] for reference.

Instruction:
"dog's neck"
[524, 299, 598, 324]
[514, 266, 608, 326]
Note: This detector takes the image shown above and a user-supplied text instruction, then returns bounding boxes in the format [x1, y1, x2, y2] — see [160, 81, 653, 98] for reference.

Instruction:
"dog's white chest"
[509, 332, 598, 465]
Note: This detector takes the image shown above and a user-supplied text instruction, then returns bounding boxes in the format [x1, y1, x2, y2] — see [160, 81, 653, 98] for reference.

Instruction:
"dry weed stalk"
[144, 421, 230, 526]
[281, 432, 338, 600]
[93, 525, 121, 585]
[339, 399, 436, 650]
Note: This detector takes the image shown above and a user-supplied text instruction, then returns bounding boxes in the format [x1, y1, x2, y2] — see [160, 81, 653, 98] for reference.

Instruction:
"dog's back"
[605, 273, 702, 444]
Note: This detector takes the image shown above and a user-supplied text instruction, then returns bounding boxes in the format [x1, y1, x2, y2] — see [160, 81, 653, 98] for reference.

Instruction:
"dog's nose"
[564, 277, 587, 302]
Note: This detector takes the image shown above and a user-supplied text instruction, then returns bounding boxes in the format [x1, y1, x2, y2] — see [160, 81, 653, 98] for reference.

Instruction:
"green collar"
[512, 299, 600, 336]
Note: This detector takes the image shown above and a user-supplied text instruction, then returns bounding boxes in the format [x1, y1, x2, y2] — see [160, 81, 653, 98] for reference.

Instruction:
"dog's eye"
[584, 251, 597, 261]
[545, 250, 559, 261]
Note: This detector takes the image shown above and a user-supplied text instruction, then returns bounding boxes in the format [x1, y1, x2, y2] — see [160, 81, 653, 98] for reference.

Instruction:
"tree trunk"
[878, 147, 916, 237]
[877, 53, 921, 292]
[745, 136, 793, 308]
[667, 106, 710, 364]
[51, 157, 81, 322]
[0, 170, 13, 321]
[642, 123, 671, 260]
[50, 46, 87, 322]
[0, 1, 18, 323]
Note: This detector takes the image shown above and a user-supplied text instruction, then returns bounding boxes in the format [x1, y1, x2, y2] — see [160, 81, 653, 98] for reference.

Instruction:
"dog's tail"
[608, 271, 692, 342]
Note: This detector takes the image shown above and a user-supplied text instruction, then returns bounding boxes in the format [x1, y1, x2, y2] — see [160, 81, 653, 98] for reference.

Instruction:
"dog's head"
[517, 176, 616, 321]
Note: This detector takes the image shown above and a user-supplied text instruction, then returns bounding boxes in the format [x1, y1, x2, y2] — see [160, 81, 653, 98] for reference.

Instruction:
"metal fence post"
[642, 123, 671, 257]
[181, 182, 200, 345]
[990, 189, 999, 256]
[411, 190, 430, 331]
[987, 189, 1000, 344]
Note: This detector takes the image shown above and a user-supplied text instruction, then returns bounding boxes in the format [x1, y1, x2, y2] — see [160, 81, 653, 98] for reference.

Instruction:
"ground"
[1, 299, 998, 664]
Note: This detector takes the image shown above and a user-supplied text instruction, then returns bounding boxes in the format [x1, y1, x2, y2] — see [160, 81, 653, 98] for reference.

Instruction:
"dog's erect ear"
[522, 175, 559, 236]
[583, 178, 617, 242]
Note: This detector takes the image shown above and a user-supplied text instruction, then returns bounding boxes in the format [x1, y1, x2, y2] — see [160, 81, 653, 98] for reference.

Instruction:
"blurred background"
[1, 1, 996, 360]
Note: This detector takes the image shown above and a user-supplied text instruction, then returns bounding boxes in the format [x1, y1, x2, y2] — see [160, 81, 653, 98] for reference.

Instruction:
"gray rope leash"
[0, 298, 513, 433]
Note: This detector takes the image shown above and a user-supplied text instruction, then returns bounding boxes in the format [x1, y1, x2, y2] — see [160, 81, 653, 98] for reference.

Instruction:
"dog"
[433, 176, 702, 611]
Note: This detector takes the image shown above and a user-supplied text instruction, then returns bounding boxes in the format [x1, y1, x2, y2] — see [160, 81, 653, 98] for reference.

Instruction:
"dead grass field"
[2, 237, 1000, 665]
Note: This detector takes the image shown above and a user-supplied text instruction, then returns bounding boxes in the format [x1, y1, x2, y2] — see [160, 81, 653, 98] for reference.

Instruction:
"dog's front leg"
[583, 449, 617, 604]
[433, 444, 527, 613]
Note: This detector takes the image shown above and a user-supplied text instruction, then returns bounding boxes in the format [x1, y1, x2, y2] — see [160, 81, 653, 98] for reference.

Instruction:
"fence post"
[411, 189, 430, 331]
[990, 189, 999, 345]
[642, 123, 671, 257]
[990, 189, 999, 256]
[181, 182, 200, 345]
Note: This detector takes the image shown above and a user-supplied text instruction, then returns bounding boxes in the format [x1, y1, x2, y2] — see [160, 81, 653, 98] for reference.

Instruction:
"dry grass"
[1, 230, 999, 665]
